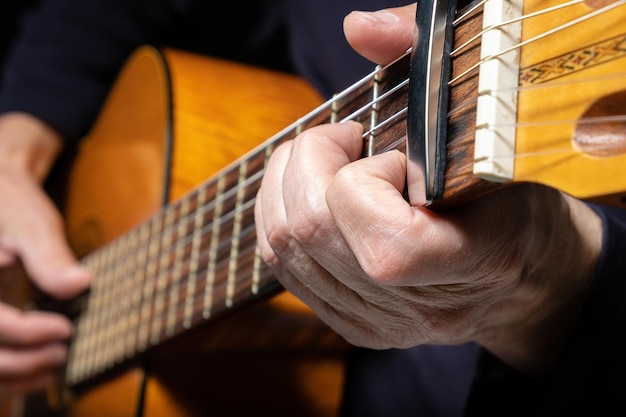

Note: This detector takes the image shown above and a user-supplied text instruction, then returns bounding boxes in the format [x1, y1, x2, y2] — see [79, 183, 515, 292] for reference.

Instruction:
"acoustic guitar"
[3, 0, 626, 415]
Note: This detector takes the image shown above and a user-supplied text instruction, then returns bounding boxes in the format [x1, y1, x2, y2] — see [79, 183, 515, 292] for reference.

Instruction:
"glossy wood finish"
[45, 46, 349, 417]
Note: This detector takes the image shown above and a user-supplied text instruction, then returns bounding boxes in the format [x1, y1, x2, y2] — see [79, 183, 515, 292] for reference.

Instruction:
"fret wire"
[252, 142, 276, 294]
[79, 73, 408, 366]
[169, 203, 259, 329]
[114, 231, 136, 363]
[88, 247, 106, 374]
[126, 59, 409, 270]
[67, 251, 102, 382]
[108, 93, 408, 318]
[67, 255, 86, 380]
[367, 64, 381, 157]
[183, 202, 262, 312]
[164, 105, 411, 322]
[92, 241, 111, 373]
[125, 220, 150, 357]
[113, 232, 133, 364]
[166, 196, 191, 335]
[226, 161, 248, 308]
[66, 6, 626, 383]
[184, 188, 207, 328]
[203, 175, 226, 318]
[66, 52, 410, 383]
[184, 237, 275, 328]
[109, 238, 127, 368]
[150, 206, 177, 345]
[330, 93, 339, 124]
[137, 214, 163, 351]
[100, 238, 121, 370]
[82, 253, 103, 378]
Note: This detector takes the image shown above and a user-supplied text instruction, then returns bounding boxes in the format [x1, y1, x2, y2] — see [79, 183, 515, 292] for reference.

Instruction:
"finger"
[0, 174, 91, 299]
[0, 343, 67, 379]
[256, 128, 367, 319]
[281, 123, 402, 300]
[326, 150, 463, 286]
[256, 125, 433, 349]
[0, 372, 56, 395]
[281, 122, 376, 284]
[15, 207, 91, 299]
[343, 4, 417, 65]
[256, 139, 346, 300]
[0, 303, 72, 346]
[0, 251, 16, 267]
[282, 121, 363, 248]
[256, 141, 293, 267]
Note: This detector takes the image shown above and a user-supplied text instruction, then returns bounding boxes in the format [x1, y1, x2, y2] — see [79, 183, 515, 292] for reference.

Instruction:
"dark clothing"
[0, 0, 383, 142]
[1, 1, 626, 416]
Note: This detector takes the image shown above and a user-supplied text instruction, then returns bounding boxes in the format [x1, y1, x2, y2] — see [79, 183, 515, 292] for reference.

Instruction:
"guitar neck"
[65, 51, 412, 386]
[66, 0, 626, 387]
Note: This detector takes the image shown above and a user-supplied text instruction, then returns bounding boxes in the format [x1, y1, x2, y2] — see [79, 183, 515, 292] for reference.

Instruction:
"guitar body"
[19, 47, 349, 417]
[6, 1, 625, 415]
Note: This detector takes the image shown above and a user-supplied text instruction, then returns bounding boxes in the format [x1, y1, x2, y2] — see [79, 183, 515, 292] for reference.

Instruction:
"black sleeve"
[0, 0, 190, 142]
[465, 203, 626, 417]
[536, 203, 626, 416]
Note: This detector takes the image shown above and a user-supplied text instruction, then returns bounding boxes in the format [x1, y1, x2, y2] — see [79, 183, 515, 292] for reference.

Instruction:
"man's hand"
[255, 4, 602, 376]
[0, 113, 91, 393]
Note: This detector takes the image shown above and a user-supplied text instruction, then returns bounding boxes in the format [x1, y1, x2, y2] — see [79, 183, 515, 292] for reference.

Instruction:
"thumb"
[17, 211, 91, 300]
[343, 4, 417, 65]
[0, 174, 91, 300]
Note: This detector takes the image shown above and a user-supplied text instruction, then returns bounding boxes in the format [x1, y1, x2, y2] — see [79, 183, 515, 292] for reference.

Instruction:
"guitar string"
[73, 70, 626, 366]
[79, 90, 626, 365]
[450, 0, 584, 57]
[70, 99, 406, 367]
[69, 2, 626, 374]
[75, 106, 626, 365]
[74, 0, 626, 279]
[449, 70, 626, 121]
[75, 0, 625, 284]
[453, 0, 488, 26]
[127, 108, 626, 341]
[161, 99, 626, 287]
[449, 0, 626, 85]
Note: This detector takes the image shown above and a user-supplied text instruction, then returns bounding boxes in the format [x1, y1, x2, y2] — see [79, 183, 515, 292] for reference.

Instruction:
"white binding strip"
[473, 0, 523, 182]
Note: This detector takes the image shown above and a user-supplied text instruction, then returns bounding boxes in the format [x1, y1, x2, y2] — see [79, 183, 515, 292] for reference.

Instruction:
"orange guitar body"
[12, 47, 349, 417]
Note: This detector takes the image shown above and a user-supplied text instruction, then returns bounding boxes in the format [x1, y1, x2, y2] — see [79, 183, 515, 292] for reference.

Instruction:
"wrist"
[479, 187, 602, 375]
[0, 112, 63, 182]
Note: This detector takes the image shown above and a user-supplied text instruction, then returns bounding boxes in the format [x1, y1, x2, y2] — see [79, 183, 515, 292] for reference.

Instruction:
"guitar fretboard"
[65, 51, 411, 386]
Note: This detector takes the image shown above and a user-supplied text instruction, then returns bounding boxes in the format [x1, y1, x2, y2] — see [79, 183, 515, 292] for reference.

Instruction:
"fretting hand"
[254, 4, 603, 376]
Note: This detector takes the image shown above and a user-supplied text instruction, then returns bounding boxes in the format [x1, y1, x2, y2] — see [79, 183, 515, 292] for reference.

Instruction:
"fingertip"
[38, 264, 91, 300]
[56, 264, 92, 299]
[31, 311, 74, 340]
[344, 7, 415, 65]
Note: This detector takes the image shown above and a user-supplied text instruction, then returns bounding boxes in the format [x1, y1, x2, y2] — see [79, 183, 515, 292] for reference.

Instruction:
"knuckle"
[288, 211, 324, 246]
[359, 249, 404, 285]
[264, 221, 292, 258]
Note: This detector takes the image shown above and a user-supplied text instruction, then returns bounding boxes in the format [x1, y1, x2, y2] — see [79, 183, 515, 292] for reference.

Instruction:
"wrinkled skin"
[255, 4, 602, 376]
